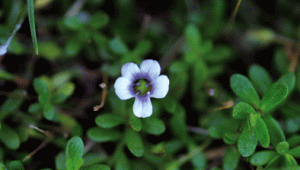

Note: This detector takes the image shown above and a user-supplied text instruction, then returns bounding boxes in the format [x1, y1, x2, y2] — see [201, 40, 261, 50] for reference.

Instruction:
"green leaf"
[289, 146, 300, 158]
[66, 136, 84, 170]
[185, 24, 201, 53]
[142, 117, 166, 135]
[0, 69, 15, 80]
[87, 127, 121, 142]
[80, 164, 110, 170]
[129, 113, 142, 131]
[276, 142, 289, 155]
[39, 41, 62, 60]
[287, 135, 300, 148]
[115, 151, 129, 170]
[52, 82, 75, 104]
[223, 146, 240, 170]
[283, 154, 298, 166]
[249, 64, 272, 95]
[125, 129, 144, 157]
[27, 0, 38, 55]
[0, 124, 20, 150]
[259, 82, 288, 112]
[253, 115, 270, 148]
[204, 46, 234, 63]
[263, 114, 286, 147]
[109, 37, 129, 55]
[250, 150, 277, 166]
[223, 131, 239, 144]
[189, 145, 206, 169]
[6, 160, 25, 170]
[232, 102, 256, 119]
[238, 123, 258, 157]
[0, 89, 26, 120]
[230, 74, 260, 107]
[277, 72, 295, 94]
[95, 114, 124, 128]
[89, 12, 109, 30]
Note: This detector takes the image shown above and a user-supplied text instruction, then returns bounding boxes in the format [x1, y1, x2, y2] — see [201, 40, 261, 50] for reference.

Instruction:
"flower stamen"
[133, 79, 152, 96]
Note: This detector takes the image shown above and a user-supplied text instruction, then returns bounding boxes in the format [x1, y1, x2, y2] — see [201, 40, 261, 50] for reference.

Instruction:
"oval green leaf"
[87, 127, 121, 142]
[263, 114, 286, 147]
[249, 64, 272, 95]
[66, 136, 84, 170]
[129, 113, 142, 131]
[142, 117, 166, 135]
[277, 72, 295, 94]
[95, 114, 124, 128]
[289, 146, 300, 158]
[253, 115, 270, 148]
[233, 102, 256, 119]
[250, 150, 277, 166]
[259, 82, 288, 112]
[6, 160, 25, 170]
[80, 164, 110, 170]
[223, 146, 240, 170]
[230, 74, 260, 107]
[0, 124, 20, 150]
[276, 142, 289, 155]
[125, 129, 144, 157]
[238, 123, 258, 157]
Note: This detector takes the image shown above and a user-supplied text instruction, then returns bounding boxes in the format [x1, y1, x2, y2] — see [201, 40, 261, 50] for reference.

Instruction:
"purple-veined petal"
[140, 59, 161, 81]
[121, 62, 140, 81]
[114, 77, 135, 100]
[133, 95, 153, 118]
[150, 75, 169, 98]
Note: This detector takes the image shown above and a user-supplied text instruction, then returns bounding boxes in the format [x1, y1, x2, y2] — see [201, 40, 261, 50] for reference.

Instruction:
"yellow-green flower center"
[133, 79, 152, 96]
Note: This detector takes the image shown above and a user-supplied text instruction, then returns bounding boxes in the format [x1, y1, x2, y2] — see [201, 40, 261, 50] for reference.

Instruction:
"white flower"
[114, 59, 169, 118]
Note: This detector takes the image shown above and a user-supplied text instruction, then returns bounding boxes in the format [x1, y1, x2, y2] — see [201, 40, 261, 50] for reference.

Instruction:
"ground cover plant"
[0, 0, 300, 169]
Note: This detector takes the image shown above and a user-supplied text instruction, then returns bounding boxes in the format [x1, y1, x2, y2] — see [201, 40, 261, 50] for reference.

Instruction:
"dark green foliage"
[0, 0, 299, 169]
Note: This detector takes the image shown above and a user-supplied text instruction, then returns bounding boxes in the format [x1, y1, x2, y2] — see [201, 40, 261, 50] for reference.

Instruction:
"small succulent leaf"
[287, 135, 300, 148]
[283, 153, 298, 166]
[0, 89, 25, 120]
[230, 74, 260, 107]
[249, 64, 272, 95]
[6, 160, 25, 170]
[223, 146, 240, 170]
[95, 114, 124, 128]
[66, 136, 84, 170]
[253, 116, 270, 148]
[129, 113, 142, 131]
[87, 127, 121, 142]
[0, 124, 20, 150]
[250, 150, 277, 166]
[238, 123, 258, 157]
[277, 72, 295, 94]
[276, 142, 290, 155]
[289, 146, 300, 158]
[142, 117, 166, 135]
[232, 102, 255, 119]
[125, 129, 144, 157]
[185, 24, 201, 53]
[115, 151, 130, 170]
[263, 114, 286, 147]
[79, 164, 110, 170]
[259, 82, 288, 112]
[223, 131, 239, 145]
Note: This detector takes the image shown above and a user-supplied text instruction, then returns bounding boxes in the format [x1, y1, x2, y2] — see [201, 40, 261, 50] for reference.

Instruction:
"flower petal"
[133, 95, 153, 118]
[140, 59, 161, 81]
[114, 77, 135, 100]
[151, 75, 169, 98]
[121, 62, 140, 81]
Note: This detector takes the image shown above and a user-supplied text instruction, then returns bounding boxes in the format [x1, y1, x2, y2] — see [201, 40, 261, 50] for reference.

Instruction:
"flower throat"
[133, 79, 152, 95]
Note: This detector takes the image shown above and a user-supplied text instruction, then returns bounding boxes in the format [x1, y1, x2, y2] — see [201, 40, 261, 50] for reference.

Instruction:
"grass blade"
[27, 0, 39, 55]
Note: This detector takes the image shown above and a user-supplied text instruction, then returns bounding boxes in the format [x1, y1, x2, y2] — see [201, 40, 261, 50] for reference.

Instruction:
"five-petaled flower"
[114, 59, 169, 118]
